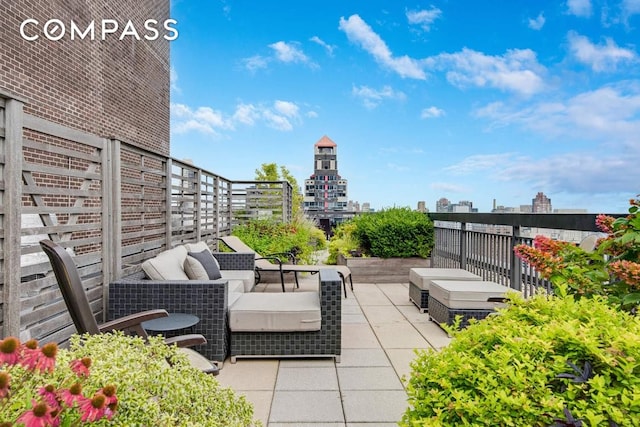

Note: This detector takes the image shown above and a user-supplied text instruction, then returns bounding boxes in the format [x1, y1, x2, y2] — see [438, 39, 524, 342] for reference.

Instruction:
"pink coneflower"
[59, 382, 85, 408]
[0, 371, 10, 399]
[37, 384, 59, 409]
[0, 337, 21, 366]
[16, 400, 55, 427]
[79, 392, 107, 422]
[69, 357, 91, 377]
[21, 342, 57, 374]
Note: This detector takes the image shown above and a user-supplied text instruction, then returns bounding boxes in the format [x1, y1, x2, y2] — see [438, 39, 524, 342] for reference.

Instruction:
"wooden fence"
[0, 92, 292, 344]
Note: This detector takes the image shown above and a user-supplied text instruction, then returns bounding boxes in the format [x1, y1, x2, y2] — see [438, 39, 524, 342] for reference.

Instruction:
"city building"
[532, 192, 553, 213]
[304, 135, 350, 233]
[436, 198, 477, 213]
[417, 201, 427, 212]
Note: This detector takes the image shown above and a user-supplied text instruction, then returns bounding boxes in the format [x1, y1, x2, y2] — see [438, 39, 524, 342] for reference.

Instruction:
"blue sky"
[169, 0, 640, 213]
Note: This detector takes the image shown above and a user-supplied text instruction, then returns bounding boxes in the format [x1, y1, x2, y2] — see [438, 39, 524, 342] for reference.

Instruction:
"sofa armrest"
[108, 273, 229, 362]
[211, 252, 255, 271]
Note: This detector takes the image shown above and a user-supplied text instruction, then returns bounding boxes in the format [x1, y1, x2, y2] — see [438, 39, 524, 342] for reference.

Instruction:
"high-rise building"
[436, 198, 450, 212]
[532, 192, 552, 213]
[304, 136, 349, 233]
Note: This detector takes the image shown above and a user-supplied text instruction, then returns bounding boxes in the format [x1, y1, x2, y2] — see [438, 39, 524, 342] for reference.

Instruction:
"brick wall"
[0, 0, 170, 155]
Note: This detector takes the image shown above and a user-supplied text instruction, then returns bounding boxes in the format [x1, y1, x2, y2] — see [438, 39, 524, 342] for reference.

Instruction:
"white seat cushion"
[142, 246, 189, 280]
[409, 268, 482, 291]
[220, 270, 254, 292]
[228, 279, 245, 294]
[430, 280, 510, 310]
[228, 292, 321, 332]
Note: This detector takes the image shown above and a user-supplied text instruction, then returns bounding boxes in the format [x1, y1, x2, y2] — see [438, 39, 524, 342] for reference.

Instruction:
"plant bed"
[337, 253, 429, 283]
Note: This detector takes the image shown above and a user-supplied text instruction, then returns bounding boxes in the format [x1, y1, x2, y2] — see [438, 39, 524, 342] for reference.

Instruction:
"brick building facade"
[0, 0, 171, 154]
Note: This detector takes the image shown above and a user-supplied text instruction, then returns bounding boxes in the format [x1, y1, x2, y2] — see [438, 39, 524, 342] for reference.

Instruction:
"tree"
[254, 163, 303, 216]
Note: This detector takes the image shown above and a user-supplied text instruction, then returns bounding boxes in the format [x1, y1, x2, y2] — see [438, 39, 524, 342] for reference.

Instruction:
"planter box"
[337, 254, 429, 283]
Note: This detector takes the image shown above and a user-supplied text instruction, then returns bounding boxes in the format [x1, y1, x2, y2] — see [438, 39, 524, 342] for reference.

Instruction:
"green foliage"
[328, 207, 434, 260]
[326, 221, 360, 264]
[255, 162, 303, 217]
[232, 215, 326, 264]
[62, 332, 258, 426]
[402, 293, 640, 426]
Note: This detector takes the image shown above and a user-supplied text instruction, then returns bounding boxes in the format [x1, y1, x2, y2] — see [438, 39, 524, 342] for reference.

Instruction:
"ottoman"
[409, 268, 482, 312]
[428, 280, 510, 328]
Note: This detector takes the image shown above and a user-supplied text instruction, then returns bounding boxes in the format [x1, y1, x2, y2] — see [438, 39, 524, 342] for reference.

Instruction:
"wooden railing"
[0, 91, 292, 343]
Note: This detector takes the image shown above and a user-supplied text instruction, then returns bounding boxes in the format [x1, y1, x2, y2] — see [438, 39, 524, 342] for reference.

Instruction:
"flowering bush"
[0, 337, 117, 426]
[514, 196, 640, 311]
[2, 333, 257, 426]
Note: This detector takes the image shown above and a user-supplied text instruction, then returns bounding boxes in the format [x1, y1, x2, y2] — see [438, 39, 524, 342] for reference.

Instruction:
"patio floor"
[215, 274, 451, 426]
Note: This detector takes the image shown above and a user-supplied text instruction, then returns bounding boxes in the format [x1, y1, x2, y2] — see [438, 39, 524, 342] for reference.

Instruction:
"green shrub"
[63, 332, 257, 426]
[326, 221, 360, 264]
[328, 207, 434, 261]
[232, 215, 326, 264]
[402, 293, 640, 426]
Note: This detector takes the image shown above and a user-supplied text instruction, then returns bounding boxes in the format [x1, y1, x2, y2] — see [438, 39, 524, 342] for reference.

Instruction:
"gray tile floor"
[215, 276, 451, 426]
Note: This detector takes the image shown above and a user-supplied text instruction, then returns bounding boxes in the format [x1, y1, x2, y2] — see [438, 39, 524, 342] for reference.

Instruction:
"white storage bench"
[428, 280, 510, 328]
[409, 268, 482, 312]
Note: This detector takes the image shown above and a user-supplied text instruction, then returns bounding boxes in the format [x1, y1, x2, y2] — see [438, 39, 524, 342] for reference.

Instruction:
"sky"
[169, 0, 640, 213]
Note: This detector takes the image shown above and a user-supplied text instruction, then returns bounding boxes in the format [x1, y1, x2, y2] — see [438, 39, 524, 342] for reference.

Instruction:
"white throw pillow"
[142, 245, 189, 280]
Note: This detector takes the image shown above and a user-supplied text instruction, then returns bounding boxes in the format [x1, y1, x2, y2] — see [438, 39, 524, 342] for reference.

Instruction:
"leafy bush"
[515, 196, 640, 311]
[328, 207, 434, 261]
[326, 221, 360, 264]
[16, 332, 257, 426]
[232, 214, 326, 264]
[402, 293, 640, 426]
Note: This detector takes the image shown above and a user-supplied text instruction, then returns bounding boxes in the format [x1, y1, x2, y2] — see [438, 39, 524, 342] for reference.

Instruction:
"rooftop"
[216, 274, 450, 426]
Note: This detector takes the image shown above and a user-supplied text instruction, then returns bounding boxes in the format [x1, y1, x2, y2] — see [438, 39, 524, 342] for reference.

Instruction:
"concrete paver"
[215, 279, 450, 426]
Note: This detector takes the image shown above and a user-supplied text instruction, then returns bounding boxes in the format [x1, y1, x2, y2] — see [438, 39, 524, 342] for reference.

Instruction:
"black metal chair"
[39, 239, 218, 375]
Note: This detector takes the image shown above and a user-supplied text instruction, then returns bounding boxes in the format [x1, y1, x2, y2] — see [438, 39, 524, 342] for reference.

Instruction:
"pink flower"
[59, 382, 84, 407]
[79, 392, 108, 422]
[0, 337, 21, 366]
[69, 357, 91, 378]
[21, 342, 57, 374]
[37, 384, 59, 409]
[609, 260, 640, 289]
[0, 371, 10, 399]
[16, 400, 55, 427]
[595, 214, 615, 234]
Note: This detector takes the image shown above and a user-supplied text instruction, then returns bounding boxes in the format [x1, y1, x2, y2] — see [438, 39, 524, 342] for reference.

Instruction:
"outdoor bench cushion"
[430, 280, 510, 310]
[409, 268, 482, 291]
[220, 270, 255, 292]
[228, 292, 321, 332]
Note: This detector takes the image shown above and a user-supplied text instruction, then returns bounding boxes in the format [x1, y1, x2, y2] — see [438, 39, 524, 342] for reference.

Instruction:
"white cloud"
[262, 110, 294, 131]
[352, 85, 406, 109]
[269, 41, 310, 64]
[420, 106, 445, 119]
[568, 31, 636, 72]
[444, 153, 516, 175]
[170, 66, 180, 93]
[243, 55, 269, 72]
[274, 100, 299, 117]
[310, 36, 335, 55]
[622, 0, 640, 15]
[171, 101, 304, 135]
[338, 14, 426, 80]
[306, 110, 319, 118]
[474, 83, 640, 146]
[406, 7, 442, 31]
[232, 103, 259, 126]
[567, 0, 592, 17]
[428, 48, 546, 96]
[528, 12, 546, 30]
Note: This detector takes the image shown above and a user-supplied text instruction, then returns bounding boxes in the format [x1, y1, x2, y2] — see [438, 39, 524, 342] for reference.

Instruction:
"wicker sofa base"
[229, 269, 342, 363]
[428, 295, 494, 328]
[409, 282, 429, 313]
[229, 331, 341, 363]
